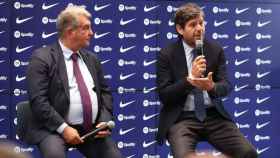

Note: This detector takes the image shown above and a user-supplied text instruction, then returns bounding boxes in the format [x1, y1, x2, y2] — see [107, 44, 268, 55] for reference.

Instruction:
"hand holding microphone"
[63, 126, 84, 145]
[188, 39, 215, 91]
[191, 39, 206, 78]
[81, 121, 115, 140]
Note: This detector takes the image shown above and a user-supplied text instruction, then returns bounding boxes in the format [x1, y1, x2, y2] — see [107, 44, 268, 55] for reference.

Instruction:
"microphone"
[195, 39, 206, 77]
[195, 39, 204, 56]
[81, 121, 115, 140]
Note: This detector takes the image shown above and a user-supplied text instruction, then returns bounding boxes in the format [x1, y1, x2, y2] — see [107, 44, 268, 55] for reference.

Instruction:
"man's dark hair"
[174, 3, 204, 37]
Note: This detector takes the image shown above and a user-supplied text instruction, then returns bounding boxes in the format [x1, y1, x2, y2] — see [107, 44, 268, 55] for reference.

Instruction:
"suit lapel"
[51, 42, 70, 99]
[174, 40, 189, 77]
[203, 39, 210, 75]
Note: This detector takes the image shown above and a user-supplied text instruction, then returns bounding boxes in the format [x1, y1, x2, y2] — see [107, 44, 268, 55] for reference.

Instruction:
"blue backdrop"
[0, 0, 279, 157]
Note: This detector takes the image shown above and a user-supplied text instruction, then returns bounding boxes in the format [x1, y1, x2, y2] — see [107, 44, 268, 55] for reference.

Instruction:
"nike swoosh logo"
[256, 96, 270, 104]
[16, 16, 33, 24]
[257, 71, 270, 79]
[0, 31, 5, 34]
[42, 2, 59, 10]
[100, 59, 111, 64]
[235, 7, 249, 14]
[94, 4, 111, 11]
[143, 59, 157, 67]
[142, 140, 157, 148]
[143, 32, 159, 39]
[16, 45, 33, 53]
[42, 31, 57, 39]
[0, 89, 6, 93]
[257, 45, 272, 53]
[257, 20, 271, 27]
[120, 18, 136, 26]
[94, 32, 110, 39]
[256, 121, 270, 129]
[0, 60, 5, 64]
[222, 97, 228, 102]
[120, 45, 136, 53]
[16, 75, 26, 82]
[234, 110, 248, 117]
[119, 127, 135, 135]
[143, 87, 156, 94]
[223, 45, 229, 49]
[214, 20, 229, 27]
[235, 33, 249, 40]
[256, 147, 270, 154]
[120, 100, 135, 108]
[168, 19, 174, 26]
[0, 2, 5, 6]
[143, 113, 159, 121]
[144, 5, 160, 12]
[235, 59, 249, 66]
[126, 155, 136, 158]
[120, 73, 136, 80]
[234, 84, 249, 92]
[0, 118, 4, 122]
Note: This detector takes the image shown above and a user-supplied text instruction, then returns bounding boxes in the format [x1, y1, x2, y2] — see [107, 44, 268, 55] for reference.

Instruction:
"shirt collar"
[59, 40, 81, 60]
[182, 40, 193, 54]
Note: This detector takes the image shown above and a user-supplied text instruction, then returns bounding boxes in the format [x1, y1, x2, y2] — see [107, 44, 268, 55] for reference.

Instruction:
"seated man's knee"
[41, 147, 66, 158]
[39, 135, 66, 158]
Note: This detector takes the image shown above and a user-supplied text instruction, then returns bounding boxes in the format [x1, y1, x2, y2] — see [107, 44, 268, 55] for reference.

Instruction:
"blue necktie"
[193, 89, 206, 121]
[192, 49, 207, 121]
[71, 53, 92, 131]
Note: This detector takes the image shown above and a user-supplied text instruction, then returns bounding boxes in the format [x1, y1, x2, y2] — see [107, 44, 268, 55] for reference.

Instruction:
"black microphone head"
[195, 39, 203, 56]
[195, 39, 203, 49]
[107, 121, 115, 129]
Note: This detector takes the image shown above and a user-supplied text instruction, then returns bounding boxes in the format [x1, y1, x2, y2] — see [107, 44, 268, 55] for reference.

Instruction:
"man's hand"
[94, 122, 111, 138]
[62, 126, 84, 145]
[191, 55, 206, 78]
[187, 72, 215, 91]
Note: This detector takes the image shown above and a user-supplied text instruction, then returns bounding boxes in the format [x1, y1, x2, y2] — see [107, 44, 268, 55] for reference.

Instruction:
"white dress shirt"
[57, 40, 98, 133]
[182, 40, 212, 111]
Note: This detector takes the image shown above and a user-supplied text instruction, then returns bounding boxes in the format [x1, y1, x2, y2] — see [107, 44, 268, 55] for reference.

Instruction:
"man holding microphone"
[22, 5, 122, 158]
[156, 3, 257, 158]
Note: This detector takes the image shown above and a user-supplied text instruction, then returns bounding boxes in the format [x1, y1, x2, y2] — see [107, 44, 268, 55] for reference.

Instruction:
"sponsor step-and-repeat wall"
[0, 0, 280, 157]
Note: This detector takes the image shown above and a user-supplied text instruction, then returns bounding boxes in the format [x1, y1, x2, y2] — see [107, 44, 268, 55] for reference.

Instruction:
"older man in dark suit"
[23, 5, 122, 158]
[156, 3, 257, 158]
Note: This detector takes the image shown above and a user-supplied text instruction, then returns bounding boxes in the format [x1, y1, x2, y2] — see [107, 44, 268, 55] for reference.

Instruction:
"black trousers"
[167, 108, 258, 158]
[38, 124, 122, 158]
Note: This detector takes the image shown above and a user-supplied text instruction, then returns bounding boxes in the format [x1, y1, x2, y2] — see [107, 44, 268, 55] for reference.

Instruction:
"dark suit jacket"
[156, 39, 233, 144]
[21, 42, 113, 144]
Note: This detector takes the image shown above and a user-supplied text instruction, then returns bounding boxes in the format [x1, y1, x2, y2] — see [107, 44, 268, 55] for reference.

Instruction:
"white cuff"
[56, 123, 68, 134]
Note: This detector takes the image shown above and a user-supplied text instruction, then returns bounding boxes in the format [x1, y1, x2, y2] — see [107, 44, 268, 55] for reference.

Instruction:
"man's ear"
[176, 24, 184, 36]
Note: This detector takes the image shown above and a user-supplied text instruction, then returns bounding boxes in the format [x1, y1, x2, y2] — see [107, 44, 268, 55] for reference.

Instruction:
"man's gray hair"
[56, 5, 91, 38]
[174, 3, 204, 28]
